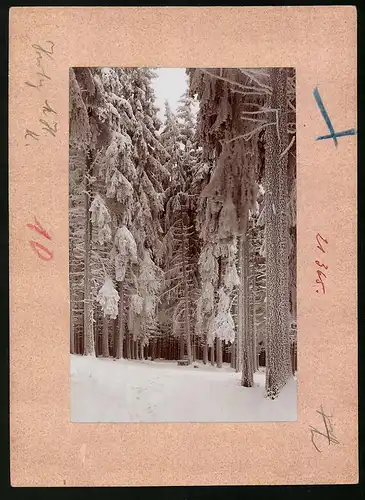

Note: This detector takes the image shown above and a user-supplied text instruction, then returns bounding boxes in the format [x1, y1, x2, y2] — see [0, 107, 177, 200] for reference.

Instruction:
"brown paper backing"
[9, 6, 357, 486]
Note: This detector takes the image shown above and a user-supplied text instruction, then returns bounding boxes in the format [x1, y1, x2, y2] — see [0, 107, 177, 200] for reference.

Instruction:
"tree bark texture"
[83, 151, 95, 356]
[264, 67, 292, 398]
[102, 314, 109, 357]
[241, 234, 254, 387]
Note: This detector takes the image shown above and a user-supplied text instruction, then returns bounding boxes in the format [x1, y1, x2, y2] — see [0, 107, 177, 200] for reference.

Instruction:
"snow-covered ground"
[70, 354, 297, 422]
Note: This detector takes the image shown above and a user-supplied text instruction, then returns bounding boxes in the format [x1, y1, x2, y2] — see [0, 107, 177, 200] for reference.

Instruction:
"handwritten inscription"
[24, 42, 58, 146]
[310, 405, 339, 453]
[25, 41, 54, 90]
[27, 216, 53, 261]
[23, 42, 57, 260]
[313, 87, 356, 147]
[315, 233, 328, 294]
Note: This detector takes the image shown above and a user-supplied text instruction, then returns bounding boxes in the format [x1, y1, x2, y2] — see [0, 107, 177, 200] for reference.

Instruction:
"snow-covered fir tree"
[187, 67, 296, 395]
[160, 99, 200, 364]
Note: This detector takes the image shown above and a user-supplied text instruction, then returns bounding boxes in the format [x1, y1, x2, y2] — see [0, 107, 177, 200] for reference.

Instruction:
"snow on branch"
[241, 107, 278, 116]
[280, 135, 296, 160]
[114, 226, 138, 282]
[90, 194, 112, 245]
[200, 69, 269, 95]
[239, 69, 272, 92]
[213, 287, 235, 342]
[223, 122, 276, 144]
[96, 277, 119, 319]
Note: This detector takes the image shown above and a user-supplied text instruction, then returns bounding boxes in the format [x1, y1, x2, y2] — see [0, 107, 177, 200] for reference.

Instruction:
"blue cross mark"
[313, 87, 356, 147]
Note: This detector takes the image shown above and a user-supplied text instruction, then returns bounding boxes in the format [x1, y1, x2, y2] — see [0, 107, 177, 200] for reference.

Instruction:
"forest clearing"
[71, 354, 297, 422]
[69, 67, 297, 421]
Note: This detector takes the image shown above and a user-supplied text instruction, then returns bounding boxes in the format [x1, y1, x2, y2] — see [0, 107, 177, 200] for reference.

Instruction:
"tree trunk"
[230, 298, 237, 369]
[216, 339, 223, 368]
[83, 151, 95, 356]
[112, 317, 118, 358]
[70, 299, 75, 354]
[160, 337, 164, 359]
[69, 236, 75, 354]
[181, 207, 192, 365]
[163, 336, 167, 359]
[126, 334, 132, 359]
[210, 342, 215, 366]
[157, 337, 161, 359]
[203, 336, 208, 364]
[291, 343, 296, 376]
[248, 223, 257, 374]
[231, 340, 236, 369]
[249, 224, 259, 374]
[140, 342, 144, 361]
[179, 332, 184, 360]
[241, 234, 254, 387]
[136, 340, 140, 360]
[94, 314, 99, 357]
[192, 335, 197, 362]
[236, 236, 244, 372]
[102, 314, 109, 357]
[116, 282, 125, 359]
[252, 253, 258, 373]
[265, 67, 292, 398]
[151, 338, 156, 361]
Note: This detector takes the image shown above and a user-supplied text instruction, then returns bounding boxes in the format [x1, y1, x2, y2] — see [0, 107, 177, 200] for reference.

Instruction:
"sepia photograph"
[69, 67, 297, 422]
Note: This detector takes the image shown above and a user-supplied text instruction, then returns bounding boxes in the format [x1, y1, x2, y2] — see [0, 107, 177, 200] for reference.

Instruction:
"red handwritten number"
[27, 216, 53, 261]
[26, 216, 52, 240]
[316, 270, 327, 294]
[315, 260, 328, 270]
[315, 233, 328, 294]
[29, 240, 53, 261]
[316, 233, 328, 253]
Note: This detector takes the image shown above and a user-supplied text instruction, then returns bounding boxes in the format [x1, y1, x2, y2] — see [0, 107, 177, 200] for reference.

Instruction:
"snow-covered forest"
[69, 67, 297, 422]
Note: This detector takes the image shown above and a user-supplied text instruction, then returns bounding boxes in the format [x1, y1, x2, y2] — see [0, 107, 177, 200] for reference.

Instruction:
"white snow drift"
[70, 354, 297, 423]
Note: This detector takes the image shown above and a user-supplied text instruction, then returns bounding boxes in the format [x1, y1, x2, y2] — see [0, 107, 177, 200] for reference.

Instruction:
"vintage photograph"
[69, 67, 297, 422]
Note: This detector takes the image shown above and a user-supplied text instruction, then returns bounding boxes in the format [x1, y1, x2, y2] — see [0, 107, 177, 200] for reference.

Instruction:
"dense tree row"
[69, 67, 297, 399]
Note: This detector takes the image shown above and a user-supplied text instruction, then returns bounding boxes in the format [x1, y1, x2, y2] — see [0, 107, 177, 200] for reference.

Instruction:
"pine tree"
[125, 68, 169, 355]
[70, 67, 102, 357]
[92, 68, 139, 359]
[75, 67, 168, 359]
[160, 99, 200, 364]
[188, 68, 261, 375]
[113, 225, 138, 357]
[69, 148, 87, 354]
[90, 193, 114, 356]
[191, 153, 215, 364]
[189, 67, 296, 391]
